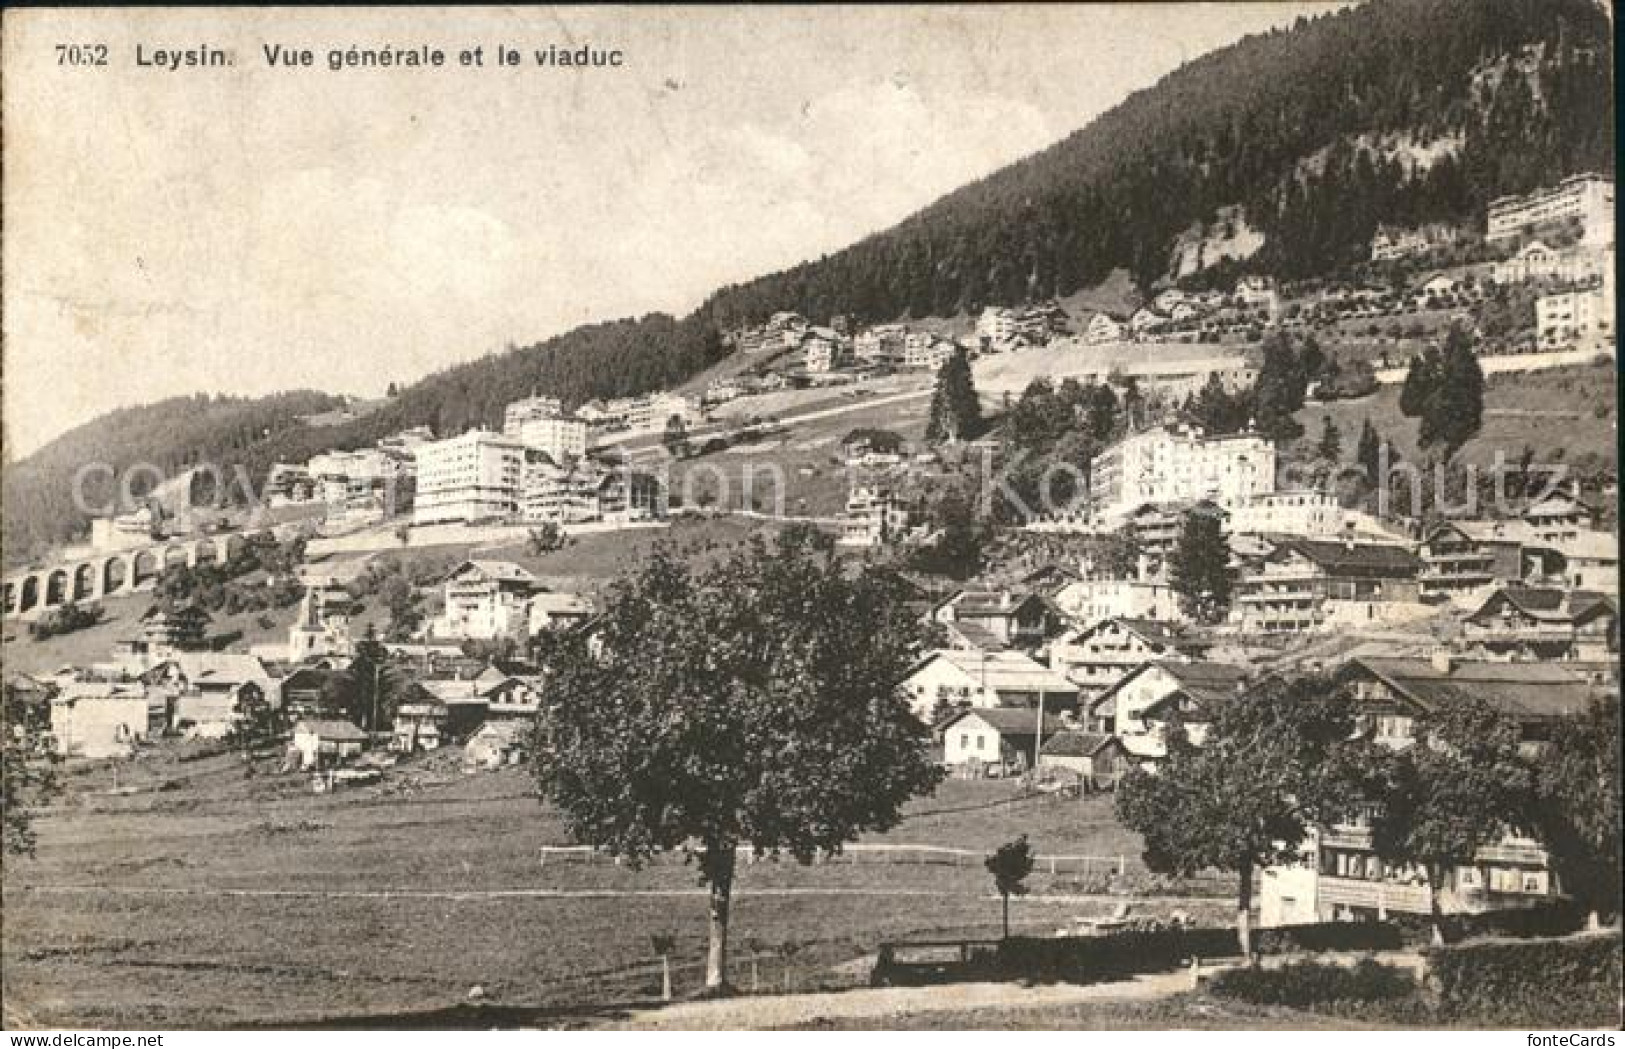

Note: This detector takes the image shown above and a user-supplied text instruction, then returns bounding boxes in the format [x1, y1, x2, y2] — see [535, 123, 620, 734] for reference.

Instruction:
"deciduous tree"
[1368, 696, 1536, 945]
[532, 527, 942, 991]
[986, 834, 1036, 938]
[1116, 675, 1363, 957]
[1533, 694, 1620, 929]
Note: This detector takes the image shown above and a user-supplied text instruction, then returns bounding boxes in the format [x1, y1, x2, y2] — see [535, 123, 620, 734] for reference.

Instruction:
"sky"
[3, 4, 1347, 458]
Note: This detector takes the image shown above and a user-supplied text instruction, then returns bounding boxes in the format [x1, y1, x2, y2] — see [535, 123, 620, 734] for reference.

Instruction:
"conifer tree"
[926, 347, 982, 443]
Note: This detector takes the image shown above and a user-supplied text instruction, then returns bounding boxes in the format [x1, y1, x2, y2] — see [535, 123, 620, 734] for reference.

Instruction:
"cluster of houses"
[895, 484, 1615, 925]
[26, 555, 601, 777]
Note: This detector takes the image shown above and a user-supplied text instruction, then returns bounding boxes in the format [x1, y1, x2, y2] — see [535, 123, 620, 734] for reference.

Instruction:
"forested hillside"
[693, 0, 1613, 327]
[5, 0, 1612, 559]
[3, 392, 343, 560]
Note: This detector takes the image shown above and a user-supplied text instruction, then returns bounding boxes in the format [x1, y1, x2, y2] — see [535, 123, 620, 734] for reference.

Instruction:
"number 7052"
[56, 44, 109, 66]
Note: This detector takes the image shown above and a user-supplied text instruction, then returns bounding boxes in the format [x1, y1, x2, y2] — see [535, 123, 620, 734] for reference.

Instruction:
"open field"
[1300, 360, 1617, 471]
[1, 747, 1193, 1029]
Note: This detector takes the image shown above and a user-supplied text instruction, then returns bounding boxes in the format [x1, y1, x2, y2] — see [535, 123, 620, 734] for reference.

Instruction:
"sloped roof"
[1091, 659, 1251, 719]
[1343, 656, 1594, 722]
[941, 707, 1068, 738]
[1274, 539, 1421, 576]
[531, 592, 593, 615]
[911, 650, 1076, 695]
[1040, 730, 1117, 757]
[1468, 585, 1616, 624]
[445, 560, 544, 587]
[293, 719, 368, 741]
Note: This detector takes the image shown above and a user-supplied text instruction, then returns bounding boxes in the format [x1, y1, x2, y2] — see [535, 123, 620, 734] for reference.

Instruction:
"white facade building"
[412, 430, 527, 525]
[501, 395, 565, 435]
[1486, 173, 1614, 246]
[515, 415, 588, 464]
[1090, 426, 1276, 524]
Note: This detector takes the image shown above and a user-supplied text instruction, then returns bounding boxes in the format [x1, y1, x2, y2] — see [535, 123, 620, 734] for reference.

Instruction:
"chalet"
[289, 719, 368, 769]
[279, 667, 345, 718]
[1037, 730, 1129, 781]
[433, 561, 547, 641]
[1461, 585, 1617, 663]
[1083, 312, 1126, 345]
[116, 604, 212, 665]
[143, 654, 279, 736]
[1335, 654, 1595, 746]
[900, 650, 1077, 724]
[1232, 539, 1423, 634]
[1090, 660, 1251, 758]
[1261, 655, 1596, 927]
[1415, 521, 1527, 602]
[1049, 617, 1206, 698]
[940, 708, 1069, 774]
[1521, 491, 1595, 544]
[929, 590, 1062, 651]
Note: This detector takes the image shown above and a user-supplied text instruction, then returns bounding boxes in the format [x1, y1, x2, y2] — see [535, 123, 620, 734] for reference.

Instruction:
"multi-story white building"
[1535, 259, 1615, 351]
[412, 430, 527, 525]
[432, 560, 547, 641]
[903, 336, 957, 371]
[501, 395, 565, 435]
[627, 392, 701, 432]
[1486, 173, 1614, 246]
[520, 454, 603, 524]
[1090, 426, 1276, 524]
[514, 415, 588, 464]
[977, 307, 1018, 343]
[838, 486, 912, 548]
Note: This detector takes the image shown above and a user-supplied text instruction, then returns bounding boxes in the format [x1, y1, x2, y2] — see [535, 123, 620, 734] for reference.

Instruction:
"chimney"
[1430, 650, 1454, 675]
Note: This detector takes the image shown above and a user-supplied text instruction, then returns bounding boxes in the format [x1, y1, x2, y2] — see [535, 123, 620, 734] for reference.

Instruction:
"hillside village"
[3, 0, 1621, 1028]
[5, 168, 1618, 946]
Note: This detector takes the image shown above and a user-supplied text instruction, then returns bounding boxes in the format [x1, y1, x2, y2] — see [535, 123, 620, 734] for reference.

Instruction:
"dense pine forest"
[4, 0, 1614, 559]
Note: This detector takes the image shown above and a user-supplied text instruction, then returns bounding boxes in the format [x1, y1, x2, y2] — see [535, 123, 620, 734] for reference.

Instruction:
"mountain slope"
[691, 0, 1612, 329]
[5, 0, 1613, 559]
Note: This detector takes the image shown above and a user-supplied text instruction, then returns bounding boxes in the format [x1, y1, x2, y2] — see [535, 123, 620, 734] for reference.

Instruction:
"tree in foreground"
[532, 526, 943, 991]
[1116, 675, 1362, 957]
[1368, 696, 1535, 946]
[2, 681, 59, 857]
[986, 835, 1036, 938]
[925, 346, 982, 443]
[1168, 511, 1232, 624]
[1532, 694, 1620, 930]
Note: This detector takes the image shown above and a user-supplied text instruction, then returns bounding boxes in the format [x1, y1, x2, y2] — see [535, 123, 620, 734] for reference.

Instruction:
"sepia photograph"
[1, 2, 1619, 1036]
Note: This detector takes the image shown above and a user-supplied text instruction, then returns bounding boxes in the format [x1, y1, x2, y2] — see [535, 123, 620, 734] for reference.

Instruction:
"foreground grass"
[787, 993, 1388, 1030]
[3, 753, 1186, 1029]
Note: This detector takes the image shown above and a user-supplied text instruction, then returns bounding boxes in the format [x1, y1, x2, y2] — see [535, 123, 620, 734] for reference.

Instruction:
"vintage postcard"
[2, 3, 1619, 1036]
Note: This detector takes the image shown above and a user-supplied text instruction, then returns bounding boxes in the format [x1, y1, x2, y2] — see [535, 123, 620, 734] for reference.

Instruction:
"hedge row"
[1208, 958, 1417, 1009]
[1426, 930, 1622, 1027]
[874, 921, 1409, 987]
[1385, 899, 1589, 946]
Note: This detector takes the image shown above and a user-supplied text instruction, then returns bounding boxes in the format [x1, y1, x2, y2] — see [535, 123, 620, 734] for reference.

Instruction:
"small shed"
[1038, 730, 1129, 779]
